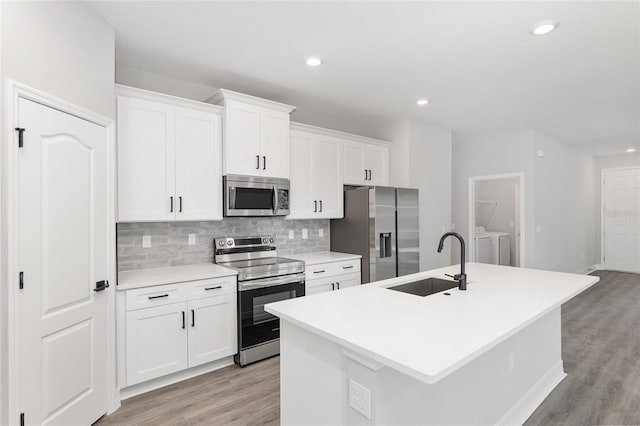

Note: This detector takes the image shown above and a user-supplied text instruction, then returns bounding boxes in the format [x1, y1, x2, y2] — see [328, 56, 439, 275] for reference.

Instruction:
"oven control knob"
[227, 240, 233, 246]
[218, 241, 225, 247]
[263, 238, 268, 244]
[269, 238, 274, 243]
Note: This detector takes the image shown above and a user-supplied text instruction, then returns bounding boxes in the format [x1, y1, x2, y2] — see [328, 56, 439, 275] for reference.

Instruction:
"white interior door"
[18, 98, 109, 425]
[175, 107, 222, 221]
[604, 168, 640, 273]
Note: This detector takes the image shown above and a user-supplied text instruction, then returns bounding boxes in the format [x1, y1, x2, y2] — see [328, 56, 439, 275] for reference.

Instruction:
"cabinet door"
[117, 96, 175, 221]
[314, 137, 344, 218]
[335, 272, 361, 290]
[289, 131, 315, 218]
[365, 145, 389, 186]
[343, 142, 367, 185]
[187, 293, 237, 367]
[306, 277, 337, 296]
[125, 303, 187, 386]
[175, 107, 222, 221]
[224, 100, 261, 176]
[260, 108, 290, 178]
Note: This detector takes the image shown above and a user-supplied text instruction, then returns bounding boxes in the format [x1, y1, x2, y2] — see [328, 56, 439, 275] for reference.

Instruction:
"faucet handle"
[445, 273, 455, 279]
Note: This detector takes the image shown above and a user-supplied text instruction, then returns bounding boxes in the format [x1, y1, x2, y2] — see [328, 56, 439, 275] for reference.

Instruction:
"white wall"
[451, 129, 598, 273]
[533, 131, 597, 272]
[387, 119, 453, 270]
[451, 130, 536, 266]
[595, 152, 640, 262]
[475, 178, 519, 266]
[0, 3, 115, 423]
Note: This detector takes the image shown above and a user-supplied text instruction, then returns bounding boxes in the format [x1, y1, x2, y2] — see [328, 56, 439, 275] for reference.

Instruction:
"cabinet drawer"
[305, 259, 361, 280]
[186, 276, 237, 299]
[126, 283, 186, 311]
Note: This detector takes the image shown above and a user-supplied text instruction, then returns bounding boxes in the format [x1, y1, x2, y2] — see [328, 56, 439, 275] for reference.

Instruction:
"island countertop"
[266, 263, 599, 384]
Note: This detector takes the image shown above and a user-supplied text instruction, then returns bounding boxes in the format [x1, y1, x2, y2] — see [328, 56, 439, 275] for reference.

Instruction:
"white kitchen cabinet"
[119, 275, 237, 387]
[303, 258, 362, 296]
[187, 293, 236, 367]
[289, 127, 343, 219]
[125, 302, 188, 386]
[117, 96, 175, 221]
[343, 141, 389, 186]
[116, 85, 223, 222]
[210, 89, 295, 179]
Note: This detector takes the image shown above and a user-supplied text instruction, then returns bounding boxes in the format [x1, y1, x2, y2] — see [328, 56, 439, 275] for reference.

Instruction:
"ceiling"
[89, 1, 639, 156]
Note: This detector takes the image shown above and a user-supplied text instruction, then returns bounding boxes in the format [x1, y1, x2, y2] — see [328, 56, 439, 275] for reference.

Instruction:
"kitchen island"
[265, 263, 599, 425]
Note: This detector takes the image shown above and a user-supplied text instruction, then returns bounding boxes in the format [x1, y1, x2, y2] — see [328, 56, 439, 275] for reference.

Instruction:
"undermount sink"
[387, 277, 459, 297]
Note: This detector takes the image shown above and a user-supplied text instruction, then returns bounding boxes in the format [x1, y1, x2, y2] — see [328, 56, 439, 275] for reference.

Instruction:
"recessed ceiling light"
[627, 148, 637, 153]
[530, 21, 559, 36]
[416, 98, 429, 106]
[306, 57, 323, 67]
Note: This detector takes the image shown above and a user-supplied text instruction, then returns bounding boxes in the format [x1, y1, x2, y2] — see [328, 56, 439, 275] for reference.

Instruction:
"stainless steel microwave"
[223, 175, 290, 217]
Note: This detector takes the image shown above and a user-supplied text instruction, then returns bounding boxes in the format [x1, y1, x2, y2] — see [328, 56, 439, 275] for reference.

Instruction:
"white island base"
[280, 308, 563, 425]
[268, 264, 598, 425]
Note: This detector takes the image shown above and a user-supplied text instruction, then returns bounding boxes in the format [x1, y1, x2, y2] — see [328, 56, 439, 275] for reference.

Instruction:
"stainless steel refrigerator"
[330, 186, 419, 283]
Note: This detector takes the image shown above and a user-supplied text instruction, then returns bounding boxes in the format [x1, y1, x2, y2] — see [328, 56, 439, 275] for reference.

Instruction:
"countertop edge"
[267, 271, 600, 385]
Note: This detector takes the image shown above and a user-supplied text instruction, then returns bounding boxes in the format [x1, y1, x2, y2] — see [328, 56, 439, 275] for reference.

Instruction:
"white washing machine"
[475, 226, 511, 266]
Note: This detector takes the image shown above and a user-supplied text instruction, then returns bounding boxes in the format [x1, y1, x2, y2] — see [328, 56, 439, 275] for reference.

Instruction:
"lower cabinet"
[305, 259, 362, 295]
[125, 303, 188, 385]
[122, 277, 237, 387]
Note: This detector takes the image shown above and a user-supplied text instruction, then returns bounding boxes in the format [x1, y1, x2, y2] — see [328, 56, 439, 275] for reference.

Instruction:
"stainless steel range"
[214, 236, 305, 366]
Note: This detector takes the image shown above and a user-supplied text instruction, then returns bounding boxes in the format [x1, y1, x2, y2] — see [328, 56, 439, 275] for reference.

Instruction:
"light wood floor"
[98, 270, 639, 426]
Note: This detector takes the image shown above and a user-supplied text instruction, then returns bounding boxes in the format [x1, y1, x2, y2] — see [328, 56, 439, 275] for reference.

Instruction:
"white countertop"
[118, 263, 237, 291]
[285, 251, 362, 265]
[266, 263, 599, 384]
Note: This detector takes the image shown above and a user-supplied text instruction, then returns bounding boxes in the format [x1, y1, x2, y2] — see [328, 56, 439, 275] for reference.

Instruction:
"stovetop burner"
[213, 236, 304, 281]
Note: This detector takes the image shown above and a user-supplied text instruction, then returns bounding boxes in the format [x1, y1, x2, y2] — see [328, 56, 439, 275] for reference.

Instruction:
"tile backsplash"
[117, 218, 330, 272]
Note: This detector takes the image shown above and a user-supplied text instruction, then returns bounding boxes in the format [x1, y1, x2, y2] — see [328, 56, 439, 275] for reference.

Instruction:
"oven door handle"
[239, 273, 305, 291]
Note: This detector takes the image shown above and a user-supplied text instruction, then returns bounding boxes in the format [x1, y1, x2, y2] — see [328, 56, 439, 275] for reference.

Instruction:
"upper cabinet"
[290, 125, 344, 219]
[116, 85, 223, 222]
[343, 141, 389, 186]
[209, 89, 295, 179]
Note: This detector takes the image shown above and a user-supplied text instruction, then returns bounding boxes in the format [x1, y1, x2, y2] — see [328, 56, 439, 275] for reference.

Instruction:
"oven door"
[238, 274, 305, 350]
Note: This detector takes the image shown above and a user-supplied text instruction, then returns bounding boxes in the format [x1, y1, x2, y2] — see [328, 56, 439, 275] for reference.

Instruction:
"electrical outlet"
[288, 230, 294, 239]
[188, 234, 196, 245]
[349, 379, 372, 419]
[142, 235, 151, 248]
[509, 352, 515, 371]
[302, 229, 308, 239]
[319, 228, 324, 238]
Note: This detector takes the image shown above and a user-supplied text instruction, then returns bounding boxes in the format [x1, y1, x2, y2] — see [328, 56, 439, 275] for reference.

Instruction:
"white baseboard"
[120, 356, 234, 400]
[496, 360, 566, 426]
[577, 264, 601, 275]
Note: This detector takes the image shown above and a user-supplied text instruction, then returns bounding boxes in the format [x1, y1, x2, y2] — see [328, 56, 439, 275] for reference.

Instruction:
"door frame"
[4, 79, 119, 424]
[468, 173, 526, 267]
[600, 166, 640, 270]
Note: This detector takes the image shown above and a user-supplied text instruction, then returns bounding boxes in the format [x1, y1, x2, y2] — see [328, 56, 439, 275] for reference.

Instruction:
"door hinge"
[19, 271, 24, 289]
[15, 127, 25, 148]
[20, 412, 24, 426]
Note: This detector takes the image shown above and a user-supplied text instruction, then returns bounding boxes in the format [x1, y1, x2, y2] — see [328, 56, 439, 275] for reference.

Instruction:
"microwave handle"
[272, 185, 278, 214]
[229, 186, 236, 210]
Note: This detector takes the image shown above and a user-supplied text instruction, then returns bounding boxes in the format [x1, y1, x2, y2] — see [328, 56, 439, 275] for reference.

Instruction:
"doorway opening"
[469, 173, 525, 267]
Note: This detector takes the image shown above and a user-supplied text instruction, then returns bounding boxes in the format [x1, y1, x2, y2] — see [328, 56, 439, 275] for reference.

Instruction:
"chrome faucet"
[437, 232, 467, 291]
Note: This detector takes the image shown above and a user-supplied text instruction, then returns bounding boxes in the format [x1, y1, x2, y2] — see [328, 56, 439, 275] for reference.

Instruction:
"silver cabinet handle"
[369, 169, 373, 180]
[319, 200, 322, 212]
[148, 294, 169, 300]
[205, 285, 222, 291]
[343, 265, 354, 269]
[256, 155, 260, 169]
[336, 282, 340, 290]
[263, 156, 266, 170]
[179, 196, 183, 212]
[313, 270, 326, 274]
[331, 283, 335, 290]
[314, 200, 317, 212]
[170, 196, 174, 212]
[364, 169, 367, 180]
